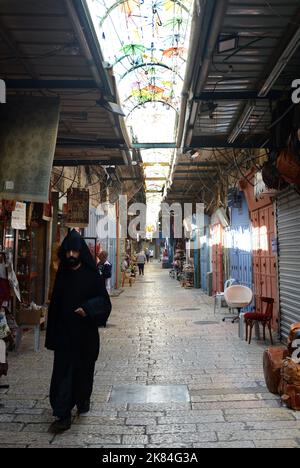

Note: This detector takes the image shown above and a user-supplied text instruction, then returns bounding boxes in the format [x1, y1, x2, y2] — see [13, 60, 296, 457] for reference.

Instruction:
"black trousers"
[138, 263, 145, 275]
[50, 350, 96, 420]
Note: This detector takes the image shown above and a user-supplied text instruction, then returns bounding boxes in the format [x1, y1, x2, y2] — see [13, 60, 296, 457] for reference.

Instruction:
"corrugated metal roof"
[0, 0, 129, 165]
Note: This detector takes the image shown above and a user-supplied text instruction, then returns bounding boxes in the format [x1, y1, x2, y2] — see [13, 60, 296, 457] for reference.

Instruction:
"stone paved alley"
[1, 263, 300, 449]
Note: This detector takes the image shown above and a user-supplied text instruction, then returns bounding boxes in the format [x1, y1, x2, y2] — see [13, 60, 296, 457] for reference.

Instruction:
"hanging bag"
[277, 149, 300, 185]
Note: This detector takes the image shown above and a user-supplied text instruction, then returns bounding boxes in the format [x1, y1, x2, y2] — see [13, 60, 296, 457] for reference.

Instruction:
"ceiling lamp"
[217, 34, 239, 54]
[96, 98, 125, 117]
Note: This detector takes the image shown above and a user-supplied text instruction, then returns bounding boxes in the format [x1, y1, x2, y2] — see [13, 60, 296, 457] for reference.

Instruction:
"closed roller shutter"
[277, 189, 300, 340]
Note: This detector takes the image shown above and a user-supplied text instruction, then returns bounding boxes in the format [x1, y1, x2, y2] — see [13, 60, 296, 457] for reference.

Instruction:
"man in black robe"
[46, 230, 111, 433]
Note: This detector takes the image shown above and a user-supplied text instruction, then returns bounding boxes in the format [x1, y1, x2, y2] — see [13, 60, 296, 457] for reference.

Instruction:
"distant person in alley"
[137, 250, 147, 276]
[46, 230, 111, 434]
[97, 250, 112, 292]
[145, 247, 150, 263]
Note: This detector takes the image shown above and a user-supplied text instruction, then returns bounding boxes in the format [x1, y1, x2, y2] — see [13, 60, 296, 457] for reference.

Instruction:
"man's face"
[66, 250, 81, 268]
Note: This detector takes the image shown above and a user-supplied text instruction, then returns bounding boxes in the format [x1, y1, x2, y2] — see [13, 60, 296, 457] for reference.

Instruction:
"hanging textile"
[0, 97, 60, 203]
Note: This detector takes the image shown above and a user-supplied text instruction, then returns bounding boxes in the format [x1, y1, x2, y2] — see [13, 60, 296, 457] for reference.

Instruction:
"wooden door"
[251, 204, 278, 329]
[212, 223, 224, 295]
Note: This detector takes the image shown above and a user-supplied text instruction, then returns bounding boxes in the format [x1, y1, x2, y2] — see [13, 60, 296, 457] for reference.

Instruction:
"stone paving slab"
[0, 262, 299, 448]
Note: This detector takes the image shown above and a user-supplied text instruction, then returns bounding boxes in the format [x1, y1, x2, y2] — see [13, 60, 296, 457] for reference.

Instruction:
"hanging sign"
[11, 202, 26, 230]
[66, 188, 89, 228]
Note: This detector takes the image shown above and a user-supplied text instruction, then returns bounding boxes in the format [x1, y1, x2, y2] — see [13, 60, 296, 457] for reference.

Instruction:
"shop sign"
[11, 202, 26, 230]
[66, 188, 89, 228]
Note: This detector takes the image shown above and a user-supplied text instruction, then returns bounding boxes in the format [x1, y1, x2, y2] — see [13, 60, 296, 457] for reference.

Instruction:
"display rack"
[16, 224, 46, 305]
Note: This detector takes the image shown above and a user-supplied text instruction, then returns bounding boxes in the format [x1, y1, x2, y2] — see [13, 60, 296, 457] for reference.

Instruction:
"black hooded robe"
[45, 231, 112, 420]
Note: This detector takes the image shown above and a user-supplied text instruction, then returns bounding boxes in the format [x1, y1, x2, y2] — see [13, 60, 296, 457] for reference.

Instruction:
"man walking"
[46, 230, 111, 434]
[136, 250, 147, 276]
[97, 250, 112, 292]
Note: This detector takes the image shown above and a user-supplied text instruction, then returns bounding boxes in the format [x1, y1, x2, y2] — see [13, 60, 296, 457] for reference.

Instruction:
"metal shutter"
[277, 189, 300, 340]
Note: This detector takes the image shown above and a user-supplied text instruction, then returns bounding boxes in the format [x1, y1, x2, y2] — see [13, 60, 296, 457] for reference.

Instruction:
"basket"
[16, 305, 42, 326]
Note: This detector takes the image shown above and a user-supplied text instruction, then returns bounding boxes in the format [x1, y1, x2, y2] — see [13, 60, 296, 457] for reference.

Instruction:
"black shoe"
[77, 400, 90, 415]
[48, 417, 71, 434]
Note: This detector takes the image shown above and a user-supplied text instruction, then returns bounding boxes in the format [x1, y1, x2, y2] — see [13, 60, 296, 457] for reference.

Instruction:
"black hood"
[58, 229, 97, 272]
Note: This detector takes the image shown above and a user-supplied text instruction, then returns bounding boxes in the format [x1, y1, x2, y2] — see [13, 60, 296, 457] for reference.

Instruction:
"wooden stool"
[122, 271, 133, 287]
[15, 316, 46, 353]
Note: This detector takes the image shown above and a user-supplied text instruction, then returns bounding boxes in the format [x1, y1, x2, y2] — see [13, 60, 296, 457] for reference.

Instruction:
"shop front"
[276, 188, 300, 340]
[211, 209, 228, 296]
[227, 191, 253, 291]
[241, 171, 278, 330]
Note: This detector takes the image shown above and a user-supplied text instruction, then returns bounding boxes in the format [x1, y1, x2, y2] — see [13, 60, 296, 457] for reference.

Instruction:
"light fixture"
[191, 150, 200, 160]
[186, 149, 200, 159]
[228, 101, 256, 144]
[259, 28, 300, 97]
[217, 34, 239, 54]
[96, 98, 125, 117]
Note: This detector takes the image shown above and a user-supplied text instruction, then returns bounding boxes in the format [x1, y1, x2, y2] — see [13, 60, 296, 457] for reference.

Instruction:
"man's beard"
[66, 256, 81, 268]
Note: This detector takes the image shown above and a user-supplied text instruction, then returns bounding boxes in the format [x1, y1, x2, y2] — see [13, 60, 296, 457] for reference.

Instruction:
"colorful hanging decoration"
[162, 46, 186, 58]
[120, 44, 147, 56]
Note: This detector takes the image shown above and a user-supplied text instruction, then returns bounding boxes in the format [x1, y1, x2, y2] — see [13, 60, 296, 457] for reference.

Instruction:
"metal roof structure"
[166, 0, 300, 206]
[0, 0, 132, 166]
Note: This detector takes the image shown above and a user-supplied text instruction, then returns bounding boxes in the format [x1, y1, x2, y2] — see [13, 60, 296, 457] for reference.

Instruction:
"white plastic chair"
[214, 278, 236, 315]
[223, 285, 253, 323]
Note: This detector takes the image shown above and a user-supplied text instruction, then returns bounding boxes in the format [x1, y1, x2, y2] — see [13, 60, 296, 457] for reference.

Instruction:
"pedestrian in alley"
[97, 250, 112, 292]
[45, 230, 112, 434]
[145, 247, 150, 264]
[137, 250, 147, 276]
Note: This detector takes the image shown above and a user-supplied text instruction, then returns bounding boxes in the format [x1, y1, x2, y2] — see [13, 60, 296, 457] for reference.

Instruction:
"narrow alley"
[1, 263, 299, 449]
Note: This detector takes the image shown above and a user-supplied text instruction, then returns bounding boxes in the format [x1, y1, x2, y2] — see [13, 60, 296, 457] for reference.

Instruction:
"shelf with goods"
[16, 222, 46, 306]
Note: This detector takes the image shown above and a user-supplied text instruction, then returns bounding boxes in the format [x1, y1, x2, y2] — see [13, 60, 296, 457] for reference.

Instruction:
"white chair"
[214, 278, 236, 315]
[223, 285, 253, 323]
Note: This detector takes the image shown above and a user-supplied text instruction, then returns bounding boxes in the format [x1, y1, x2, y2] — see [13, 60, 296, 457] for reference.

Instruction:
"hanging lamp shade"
[143, 84, 164, 93]
[120, 44, 147, 55]
[162, 46, 186, 58]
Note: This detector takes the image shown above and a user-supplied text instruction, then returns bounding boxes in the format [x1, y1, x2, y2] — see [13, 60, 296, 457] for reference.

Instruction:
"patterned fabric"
[0, 311, 10, 340]
[0, 97, 60, 203]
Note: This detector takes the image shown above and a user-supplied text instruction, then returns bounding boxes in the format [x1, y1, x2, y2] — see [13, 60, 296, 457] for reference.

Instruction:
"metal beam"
[6, 79, 97, 90]
[143, 162, 171, 167]
[146, 190, 164, 193]
[195, 91, 282, 101]
[67, 0, 114, 97]
[173, 177, 215, 181]
[174, 171, 218, 176]
[176, 162, 226, 167]
[57, 138, 126, 149]
[132, 143, 176, 149]
[53, 158, 125, 166]
[188, 136, 269, 149]
[145, 177, 167, 181]
[166, 190, 203, 194]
